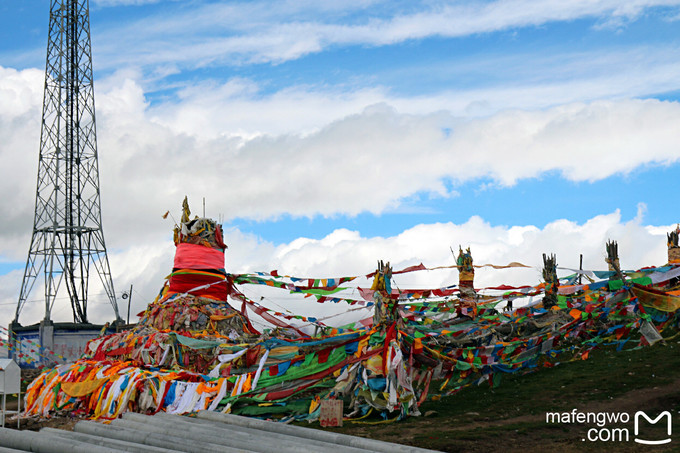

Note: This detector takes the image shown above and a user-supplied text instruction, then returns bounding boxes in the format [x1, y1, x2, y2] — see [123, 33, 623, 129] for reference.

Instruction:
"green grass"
[418, 339, 680, 420]
[309, 335, 680, 452]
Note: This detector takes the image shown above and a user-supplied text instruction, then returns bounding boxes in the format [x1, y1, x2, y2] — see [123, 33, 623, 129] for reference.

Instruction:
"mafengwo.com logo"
[545, 409, 672, 444]
[634, 411, 672, 445]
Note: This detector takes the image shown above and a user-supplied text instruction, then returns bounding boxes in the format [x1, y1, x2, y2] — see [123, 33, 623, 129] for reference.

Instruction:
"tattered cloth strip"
[171, 332, 223, 349]
[233, 274, 352, 295]
[648, 265, 680, 284]
[240, 296, 309, 337]
[357, 286, 457, 302]
[633, 283, 680, 312]
[639, 320, 664, 345]
[366, 261, 532, 278]
[61, 378, 109, 397]
[473, 262, 532, 269]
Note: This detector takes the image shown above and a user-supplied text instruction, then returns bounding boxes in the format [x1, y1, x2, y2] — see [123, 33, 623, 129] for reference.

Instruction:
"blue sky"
[1, 0, 680, 323]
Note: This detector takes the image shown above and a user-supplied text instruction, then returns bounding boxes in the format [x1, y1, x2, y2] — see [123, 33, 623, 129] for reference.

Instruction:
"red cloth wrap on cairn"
[168, 215, 230, 300]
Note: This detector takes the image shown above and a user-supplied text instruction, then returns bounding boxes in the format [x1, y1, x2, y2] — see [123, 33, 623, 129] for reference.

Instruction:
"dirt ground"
[328, 378, 680, 453]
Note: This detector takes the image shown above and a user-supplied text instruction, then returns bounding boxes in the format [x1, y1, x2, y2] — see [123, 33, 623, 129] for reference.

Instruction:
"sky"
[1, 0, 680, 328]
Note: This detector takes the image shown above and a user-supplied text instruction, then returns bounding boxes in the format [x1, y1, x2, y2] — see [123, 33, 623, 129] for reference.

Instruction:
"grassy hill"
[314, 335, 680, 452]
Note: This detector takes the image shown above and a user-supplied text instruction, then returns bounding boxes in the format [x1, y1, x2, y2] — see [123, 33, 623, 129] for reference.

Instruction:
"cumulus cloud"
[1, 210, 671, 325]
[227, 210, 669, 289]
[103, 92, 680, 223]
[2, 68, 680, 260]
[0, 67, 46, 240]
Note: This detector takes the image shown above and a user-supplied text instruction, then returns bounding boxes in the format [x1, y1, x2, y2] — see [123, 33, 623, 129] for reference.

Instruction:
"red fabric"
[413, 338, 423, 354]
[246, 346, 261, 368]
[383, 322, 397, 374]
[174, 243, 225, 270]
[214, 226, 227, 250]
[485, 284, 532, 291]
[358, 287, 374, 301]
[241, 297, 307, 337]
[106, 346, 132, 356]
[365, 262, 427, 278]
[168, 272, 228, 299]
[239, 294, 260, 335]
[317, 347, 332, 364]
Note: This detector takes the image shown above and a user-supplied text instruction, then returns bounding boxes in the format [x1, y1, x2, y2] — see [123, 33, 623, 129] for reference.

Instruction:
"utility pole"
[15, 0, 121, 325]
[122, 284, 133, 325]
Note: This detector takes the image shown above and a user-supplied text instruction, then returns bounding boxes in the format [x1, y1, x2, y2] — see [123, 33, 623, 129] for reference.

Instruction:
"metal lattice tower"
[15, 0, 121, 324]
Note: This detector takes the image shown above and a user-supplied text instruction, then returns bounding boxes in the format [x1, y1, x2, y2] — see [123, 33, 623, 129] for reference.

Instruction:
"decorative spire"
[456, 246, 475, 297]
[542, 253, 558, 309]
[605, 240, 620, 276]
[371, 260, 397, 327]
[668, 225, 680, 265]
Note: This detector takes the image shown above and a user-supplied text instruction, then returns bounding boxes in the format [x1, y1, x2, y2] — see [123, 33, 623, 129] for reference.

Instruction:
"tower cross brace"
[15, 0, 121, 324]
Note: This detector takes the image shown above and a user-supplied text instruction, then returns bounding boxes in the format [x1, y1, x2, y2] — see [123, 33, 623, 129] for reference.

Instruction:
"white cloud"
[2, 68, 680, 255]
[132, 40, 680, 139]
[110, 94, 680, 222]
[0, 67, 45, 242]
[89, 0, 680, 69]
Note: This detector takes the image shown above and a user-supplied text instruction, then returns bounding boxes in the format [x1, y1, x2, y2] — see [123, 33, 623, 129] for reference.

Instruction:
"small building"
[0, 359, 21, 428]
[9, 321, 114, 368]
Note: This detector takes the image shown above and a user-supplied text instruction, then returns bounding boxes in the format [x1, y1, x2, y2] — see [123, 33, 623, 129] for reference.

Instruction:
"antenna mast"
[15, 0, 121, 324]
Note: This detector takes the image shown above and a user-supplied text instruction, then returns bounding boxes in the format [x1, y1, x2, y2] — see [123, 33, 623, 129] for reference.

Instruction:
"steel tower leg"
[15, 0, 121, 324]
